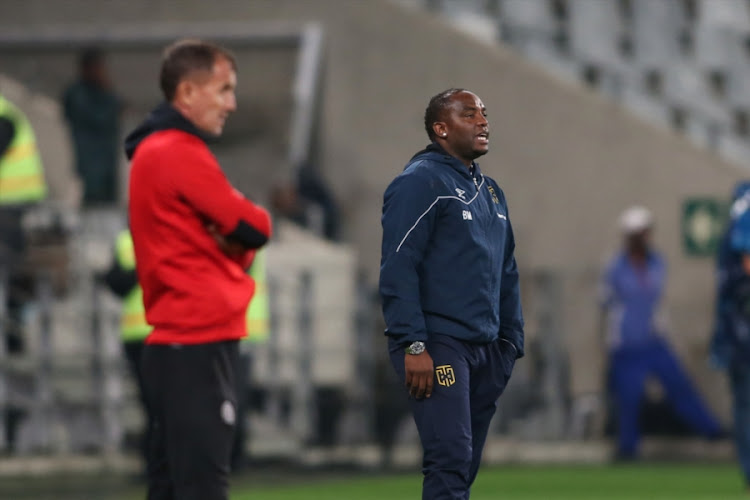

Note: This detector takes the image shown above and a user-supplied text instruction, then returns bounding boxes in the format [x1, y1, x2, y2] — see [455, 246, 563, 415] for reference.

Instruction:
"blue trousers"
[610, 338, 722, 457]
[389, 335, 515, 500]
[730, 361, 750, 484]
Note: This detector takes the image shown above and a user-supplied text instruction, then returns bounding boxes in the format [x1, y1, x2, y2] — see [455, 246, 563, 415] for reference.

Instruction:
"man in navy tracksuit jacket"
[711, 181, 750, 488]
[380, 89, 524, 499]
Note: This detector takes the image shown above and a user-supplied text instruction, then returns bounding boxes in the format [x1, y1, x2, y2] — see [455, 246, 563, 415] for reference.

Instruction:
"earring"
[442, 133, 447, 137]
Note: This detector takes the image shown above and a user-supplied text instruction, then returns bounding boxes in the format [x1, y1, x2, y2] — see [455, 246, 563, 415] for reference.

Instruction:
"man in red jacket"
[125, 39, 272, 500]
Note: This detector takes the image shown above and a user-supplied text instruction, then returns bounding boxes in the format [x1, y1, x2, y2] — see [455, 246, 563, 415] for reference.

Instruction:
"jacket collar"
[124, 102, 213, 160]
[410, 142, 482, 180]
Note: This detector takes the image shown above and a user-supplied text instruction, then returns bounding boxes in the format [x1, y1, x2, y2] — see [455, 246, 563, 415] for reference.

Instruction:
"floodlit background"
[0, 0, 749, 497]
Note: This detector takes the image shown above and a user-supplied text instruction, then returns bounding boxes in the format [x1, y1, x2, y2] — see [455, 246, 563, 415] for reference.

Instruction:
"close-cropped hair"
[424, 88, 466, 140]
[159, 39, 237, 101]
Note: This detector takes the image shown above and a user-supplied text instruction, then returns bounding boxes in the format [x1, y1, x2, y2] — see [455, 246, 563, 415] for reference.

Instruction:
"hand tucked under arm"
[207, 223, 246, 257]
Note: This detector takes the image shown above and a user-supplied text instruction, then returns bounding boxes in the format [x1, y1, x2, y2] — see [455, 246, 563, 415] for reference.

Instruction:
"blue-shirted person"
[711, 181, 750, 490]
[380, 89, 523, 500]
[602, 206, 722, 460]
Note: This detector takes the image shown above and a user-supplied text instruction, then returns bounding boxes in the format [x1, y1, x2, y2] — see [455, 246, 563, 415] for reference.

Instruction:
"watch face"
[407, 341, 425, 355]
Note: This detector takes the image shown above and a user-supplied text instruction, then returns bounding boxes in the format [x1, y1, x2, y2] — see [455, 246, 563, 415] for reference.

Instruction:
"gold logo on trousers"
[435, 365, 456, 387]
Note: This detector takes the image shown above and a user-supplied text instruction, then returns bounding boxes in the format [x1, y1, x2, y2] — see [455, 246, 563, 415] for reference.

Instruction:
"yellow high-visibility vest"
[116, 229, 270, 343]
[245, 248, 270, 343]
[116, 230, 152, 342]
[0, 95, 47, 204]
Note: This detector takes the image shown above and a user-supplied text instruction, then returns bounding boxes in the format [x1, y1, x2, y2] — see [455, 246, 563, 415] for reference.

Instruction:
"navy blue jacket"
[379, 143, 524, 358]
[712, 182, 750, 363]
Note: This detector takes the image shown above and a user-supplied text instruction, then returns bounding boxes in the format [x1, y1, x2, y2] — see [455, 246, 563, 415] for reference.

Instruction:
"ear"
[433, 122, 448, 139]
[174, 79, 196, 107]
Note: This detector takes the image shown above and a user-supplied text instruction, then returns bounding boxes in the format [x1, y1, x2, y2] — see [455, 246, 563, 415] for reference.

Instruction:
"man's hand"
[207, 224, 245, 257]
[405, 351, 434, 399]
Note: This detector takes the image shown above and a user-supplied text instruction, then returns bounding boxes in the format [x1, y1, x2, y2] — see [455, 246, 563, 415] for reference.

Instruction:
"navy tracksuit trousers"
[389, 334, 515, 500]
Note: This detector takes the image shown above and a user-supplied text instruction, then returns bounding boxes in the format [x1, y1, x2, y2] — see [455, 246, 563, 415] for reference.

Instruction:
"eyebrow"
[461, 105, 487, 112]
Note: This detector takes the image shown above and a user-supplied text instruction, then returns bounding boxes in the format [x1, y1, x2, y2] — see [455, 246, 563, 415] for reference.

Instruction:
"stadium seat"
[662, 63, 729, 123]
[694, 0, 750, 72]
[718, 29, 750, 109]
[498, 0, 558, 51]
[568, 0, 624, 66]
[629, 0, 685, 71]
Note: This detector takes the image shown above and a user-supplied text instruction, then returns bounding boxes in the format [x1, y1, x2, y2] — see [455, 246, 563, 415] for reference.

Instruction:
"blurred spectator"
[0, 92, 47, 451]
[270, 164, 340, 241]
[601, 206, 723, 460]
[710, 181, 750, 490]
[63, 48, 122, 206]
[103, 229, 152, 474]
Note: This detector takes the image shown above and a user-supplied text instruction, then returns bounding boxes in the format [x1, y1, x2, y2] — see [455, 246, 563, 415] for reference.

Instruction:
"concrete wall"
[0, 42, 297, 203]
[1, 0, 745, 417]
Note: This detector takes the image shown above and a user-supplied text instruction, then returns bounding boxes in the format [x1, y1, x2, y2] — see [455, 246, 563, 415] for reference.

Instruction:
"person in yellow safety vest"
[0, 94, 47, 453]
[244, 248, 270, 343]
[103, 229, 152, 470]
[0, 94, 47, 206]
[104, 229, 270, 470]
[232, 248, 270, 470]
[111, 230, 270, 343]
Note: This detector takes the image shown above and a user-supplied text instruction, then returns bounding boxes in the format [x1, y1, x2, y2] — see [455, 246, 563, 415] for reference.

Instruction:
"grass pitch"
[231, 463, 746, 500]
[2, 462, 744, 499]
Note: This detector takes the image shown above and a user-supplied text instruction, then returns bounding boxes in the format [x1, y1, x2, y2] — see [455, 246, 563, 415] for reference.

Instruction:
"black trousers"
[0, 206, 31, 353]
[143, 340, 239, 500]
[230, 351, 251, 471]
[123, 340, 151, 467]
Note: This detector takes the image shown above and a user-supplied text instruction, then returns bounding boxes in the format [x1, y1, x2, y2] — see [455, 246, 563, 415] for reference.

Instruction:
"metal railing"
[0, 255, 602, 460]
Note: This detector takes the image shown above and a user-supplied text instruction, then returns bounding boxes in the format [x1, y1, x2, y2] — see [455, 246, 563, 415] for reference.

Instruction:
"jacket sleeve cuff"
[499, 332, 524, 359]
[386, 330, 428, 347]
[227, 219, 269, 249]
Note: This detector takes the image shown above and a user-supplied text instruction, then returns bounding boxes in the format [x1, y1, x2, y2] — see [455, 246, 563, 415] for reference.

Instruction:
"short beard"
[470, 147, 489, 160]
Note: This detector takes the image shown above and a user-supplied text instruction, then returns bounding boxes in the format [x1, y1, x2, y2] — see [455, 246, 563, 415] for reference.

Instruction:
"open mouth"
[476, 132, 489, 144]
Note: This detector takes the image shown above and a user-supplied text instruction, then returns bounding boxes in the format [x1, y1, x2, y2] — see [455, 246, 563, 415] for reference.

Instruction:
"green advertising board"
[682, 198, 728, 257]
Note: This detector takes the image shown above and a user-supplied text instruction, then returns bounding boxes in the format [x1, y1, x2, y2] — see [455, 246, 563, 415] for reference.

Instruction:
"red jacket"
[126, 103, 272, 345]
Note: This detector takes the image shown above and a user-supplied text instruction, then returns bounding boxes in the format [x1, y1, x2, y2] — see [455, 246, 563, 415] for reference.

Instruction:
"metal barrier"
[91, 277, 123, 456]
[34, 272, 55, 452]
[0, 267, 7, 452]
[290, 271, 314, 444]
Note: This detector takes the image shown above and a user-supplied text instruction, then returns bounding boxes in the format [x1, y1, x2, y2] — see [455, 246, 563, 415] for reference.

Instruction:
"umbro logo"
[455, 188, 466, 200]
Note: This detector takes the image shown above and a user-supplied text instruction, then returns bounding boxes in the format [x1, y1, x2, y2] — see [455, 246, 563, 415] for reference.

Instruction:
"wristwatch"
[405, 341, 426, 355]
